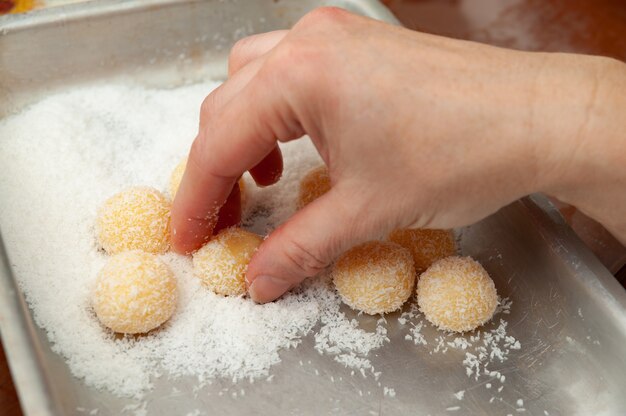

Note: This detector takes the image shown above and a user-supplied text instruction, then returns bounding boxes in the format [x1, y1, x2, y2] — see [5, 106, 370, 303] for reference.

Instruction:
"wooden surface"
[0, 340, 22, 415]
[382, 0, 626, 60]
[1, 1, 625, 415]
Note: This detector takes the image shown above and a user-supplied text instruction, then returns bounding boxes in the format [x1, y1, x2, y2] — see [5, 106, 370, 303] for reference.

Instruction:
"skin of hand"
[171, 7, 626, 303]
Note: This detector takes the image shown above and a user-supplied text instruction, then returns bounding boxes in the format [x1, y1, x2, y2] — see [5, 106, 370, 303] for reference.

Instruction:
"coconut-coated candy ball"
[193, 227, 263, 296]
[93, 250, 177, 334]
[417, 256, 498, 333]
[388, 228, 456, 274]
[333, 241, 416, 315]
[96, 187, 171, 255]
[297, 165, 330, 208]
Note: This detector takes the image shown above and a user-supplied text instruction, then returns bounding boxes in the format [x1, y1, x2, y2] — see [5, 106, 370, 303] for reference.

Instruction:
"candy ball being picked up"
[96, 186, 171, 255]
[417, 256, 498, 333]
[192, 227, 263, 296]
[332, 241, 416, 315]
[93, 250, 177, 334]
[297, 165, 330, 209]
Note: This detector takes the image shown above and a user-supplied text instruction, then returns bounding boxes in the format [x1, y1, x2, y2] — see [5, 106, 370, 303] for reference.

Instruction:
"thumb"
[247, 186, 377, 303]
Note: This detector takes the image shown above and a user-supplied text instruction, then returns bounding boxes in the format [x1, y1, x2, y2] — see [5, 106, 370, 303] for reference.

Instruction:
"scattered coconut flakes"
[122, 401, 147, 416]
[314, 292, 389, 380]
[432, 336, 448, 354]
[401, 296, 521, 409]
[448, 337, 471, 350]
[408, 321, 428, 346]
[383, 387, 396, 398]
[495, 297, 513, 314]
[458, 317, 521, 382]
[0, 81, 392, 399]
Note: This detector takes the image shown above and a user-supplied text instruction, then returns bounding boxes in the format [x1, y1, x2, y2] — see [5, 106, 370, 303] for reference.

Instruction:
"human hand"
[171, 7, 626, 302]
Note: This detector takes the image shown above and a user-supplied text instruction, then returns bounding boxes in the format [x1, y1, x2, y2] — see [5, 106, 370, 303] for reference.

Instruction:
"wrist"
[535, 55, 626, 244]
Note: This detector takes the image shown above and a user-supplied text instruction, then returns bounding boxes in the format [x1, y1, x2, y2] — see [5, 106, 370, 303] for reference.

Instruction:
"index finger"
[170, 69, 303, 254]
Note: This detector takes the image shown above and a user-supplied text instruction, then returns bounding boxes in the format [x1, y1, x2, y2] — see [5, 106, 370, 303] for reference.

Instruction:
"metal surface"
[0, 0, 397, 118]
[1, 1, 626, 415]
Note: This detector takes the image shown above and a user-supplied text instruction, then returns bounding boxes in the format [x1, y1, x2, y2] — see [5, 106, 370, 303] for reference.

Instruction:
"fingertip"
[171, 183, 242, 254]
[170, 217, 213, 255]
[248, 275, 293, 303]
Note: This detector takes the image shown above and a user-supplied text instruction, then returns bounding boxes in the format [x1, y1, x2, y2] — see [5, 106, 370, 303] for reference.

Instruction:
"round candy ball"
[93, 251, 177, 334]
[297, 165, 330, 208]
[388, 228, 456, 274]
[169, 157, 246, 206]
[193, 227, 263, 296]
[332, 241, 416, 315]
[96, 187, 171, 255]
[417, 256, 498, 333]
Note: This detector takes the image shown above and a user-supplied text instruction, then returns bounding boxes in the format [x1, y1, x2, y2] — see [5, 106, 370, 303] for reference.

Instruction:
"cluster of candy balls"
[93, 162, 498, 336]
[300, 167, 498, 332]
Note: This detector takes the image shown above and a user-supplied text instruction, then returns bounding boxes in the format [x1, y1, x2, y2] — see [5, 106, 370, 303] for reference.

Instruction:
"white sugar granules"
[0, 81, 349, 397]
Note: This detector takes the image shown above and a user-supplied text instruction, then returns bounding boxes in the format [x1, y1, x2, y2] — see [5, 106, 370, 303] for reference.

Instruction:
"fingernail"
[248, 275, 292, 303]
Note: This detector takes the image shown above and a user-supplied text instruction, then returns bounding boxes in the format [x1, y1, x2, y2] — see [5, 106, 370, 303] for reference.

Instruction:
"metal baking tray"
[2, 1, 626, 415]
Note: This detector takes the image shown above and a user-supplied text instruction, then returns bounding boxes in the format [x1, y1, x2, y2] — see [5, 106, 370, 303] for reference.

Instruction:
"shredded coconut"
[0, 81, 389, 398]
[404, 297, 521, 408]
[0, 80, 523, 414]
[383, 387, 396, 398]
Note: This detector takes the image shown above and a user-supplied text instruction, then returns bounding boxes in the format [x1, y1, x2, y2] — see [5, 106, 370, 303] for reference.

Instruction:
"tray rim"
[1, 1, 625, 415]
[0, 0, 400, 32]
